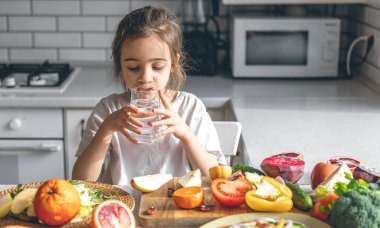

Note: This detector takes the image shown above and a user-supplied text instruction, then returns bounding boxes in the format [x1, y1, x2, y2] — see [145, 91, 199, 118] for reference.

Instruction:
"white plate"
[200, 212, 331, 228]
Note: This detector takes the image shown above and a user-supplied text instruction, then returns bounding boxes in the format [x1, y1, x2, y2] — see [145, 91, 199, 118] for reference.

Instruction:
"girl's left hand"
[150, 90, 192, 141]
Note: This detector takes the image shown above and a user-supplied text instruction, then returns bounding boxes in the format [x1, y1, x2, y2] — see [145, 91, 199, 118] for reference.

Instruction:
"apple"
[310, 162, 339, 189]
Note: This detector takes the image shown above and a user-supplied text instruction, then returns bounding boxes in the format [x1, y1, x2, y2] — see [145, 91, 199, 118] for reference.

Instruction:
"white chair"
[214, 121, 242, 166]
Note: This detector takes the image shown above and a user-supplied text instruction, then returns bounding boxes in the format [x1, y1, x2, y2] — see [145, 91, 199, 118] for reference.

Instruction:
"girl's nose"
[138, 67, 153, 83]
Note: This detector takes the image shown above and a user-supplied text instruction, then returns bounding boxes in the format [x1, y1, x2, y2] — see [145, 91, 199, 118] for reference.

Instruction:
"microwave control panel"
[319, 21, 340, 76]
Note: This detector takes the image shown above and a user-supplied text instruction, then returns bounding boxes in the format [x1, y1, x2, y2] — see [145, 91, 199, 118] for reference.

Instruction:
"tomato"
[173, 187, 204, 209]
[211, 178, 252, 207]
[311, 194, 339, 223]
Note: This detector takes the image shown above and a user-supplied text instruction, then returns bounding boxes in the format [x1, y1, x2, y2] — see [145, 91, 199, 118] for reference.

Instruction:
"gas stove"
[0, 61, 80, 94]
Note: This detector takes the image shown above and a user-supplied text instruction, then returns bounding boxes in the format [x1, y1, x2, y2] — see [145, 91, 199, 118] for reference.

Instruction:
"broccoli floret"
[329, 190, 380, 228]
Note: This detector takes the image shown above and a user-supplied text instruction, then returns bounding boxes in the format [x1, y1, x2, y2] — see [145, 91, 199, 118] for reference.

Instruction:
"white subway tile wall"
[33, 0, 81, 15]
[10, 49, 57, 61]
[0, 17, 6, 31]
[0, 33, 32, 47]
[0, 49, 8, 61]
[348, 4, 380, 87]
[0, 0, 361, 69]
[34, 33, 81, 48]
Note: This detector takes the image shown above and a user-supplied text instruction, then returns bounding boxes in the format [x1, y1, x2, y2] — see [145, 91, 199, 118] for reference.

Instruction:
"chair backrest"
[213, 121, 242, 166]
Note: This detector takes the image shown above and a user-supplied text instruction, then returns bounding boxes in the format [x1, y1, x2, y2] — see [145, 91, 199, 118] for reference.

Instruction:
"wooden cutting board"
[138, 177, 308, 227]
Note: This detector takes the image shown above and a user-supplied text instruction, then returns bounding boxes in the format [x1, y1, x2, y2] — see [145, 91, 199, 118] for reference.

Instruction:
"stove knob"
[9, 118, 22, 130]
[4, 76, 16, 88]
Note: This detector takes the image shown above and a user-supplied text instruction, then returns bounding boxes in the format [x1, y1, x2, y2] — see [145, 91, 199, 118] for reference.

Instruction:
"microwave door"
[233, 18, 339, 78]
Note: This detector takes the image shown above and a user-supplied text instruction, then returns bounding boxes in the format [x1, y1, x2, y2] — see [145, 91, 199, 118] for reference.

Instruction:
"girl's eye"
[128, 67, 139, 72]
[153, 66, 164, 71]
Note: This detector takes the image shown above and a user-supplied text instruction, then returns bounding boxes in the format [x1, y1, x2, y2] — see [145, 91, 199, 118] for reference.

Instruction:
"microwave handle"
[0, 144, 61, 153]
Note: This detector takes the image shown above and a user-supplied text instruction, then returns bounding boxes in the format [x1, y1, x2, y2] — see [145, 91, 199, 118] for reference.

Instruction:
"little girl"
[72, 5, 226, 185]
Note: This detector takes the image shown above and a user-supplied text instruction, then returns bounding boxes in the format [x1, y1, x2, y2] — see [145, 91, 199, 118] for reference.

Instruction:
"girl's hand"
[101, 105, 146, 143]
[151, 90, 192, 141]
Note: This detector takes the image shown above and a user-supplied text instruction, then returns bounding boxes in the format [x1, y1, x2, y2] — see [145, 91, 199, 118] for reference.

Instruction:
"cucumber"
[233, 163, 266, 176]
[285, 180, 313, 211]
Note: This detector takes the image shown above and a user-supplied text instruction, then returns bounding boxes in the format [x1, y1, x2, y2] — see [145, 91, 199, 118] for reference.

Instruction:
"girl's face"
[120, 34, 172, 91]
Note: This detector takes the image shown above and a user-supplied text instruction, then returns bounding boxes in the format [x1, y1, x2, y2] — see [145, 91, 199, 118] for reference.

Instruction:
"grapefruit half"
[92, 199, 135, 228]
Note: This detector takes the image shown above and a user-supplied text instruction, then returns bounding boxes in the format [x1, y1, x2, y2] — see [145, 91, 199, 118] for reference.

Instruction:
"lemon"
[131, 173, 173, 193]
[0, 193, 13, 218]
[11, 188, 37, 215]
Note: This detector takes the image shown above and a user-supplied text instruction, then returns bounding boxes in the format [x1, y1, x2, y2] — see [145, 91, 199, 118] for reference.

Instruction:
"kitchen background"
[0, 0, 379, 87]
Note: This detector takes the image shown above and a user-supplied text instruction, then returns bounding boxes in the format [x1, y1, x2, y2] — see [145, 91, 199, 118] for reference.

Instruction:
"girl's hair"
[112, 5, 186, 91]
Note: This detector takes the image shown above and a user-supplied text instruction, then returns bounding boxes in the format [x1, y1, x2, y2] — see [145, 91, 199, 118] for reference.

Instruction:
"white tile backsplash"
[0, 1, 31, 15]
[0, 33, 32, 47]
[0, 48, 8, 61]
[348, 5, 380, 87]
[58, 17, 105, 31]
[9, 16, 56, 31]
[33, 0, 80, 15]
[0, 17, 7, 31]
[83, 33, 113, 48]
[82, 1, 130, 15]
[59, 49, 106, 61]
[131, 0, 178, 14]
[34, 33, 81, 47]
[106, 16, 122, 32]
[10, 48, 58, 61]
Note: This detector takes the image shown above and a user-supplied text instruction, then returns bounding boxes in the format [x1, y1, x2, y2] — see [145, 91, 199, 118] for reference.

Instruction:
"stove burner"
[0, 61, 73, 88]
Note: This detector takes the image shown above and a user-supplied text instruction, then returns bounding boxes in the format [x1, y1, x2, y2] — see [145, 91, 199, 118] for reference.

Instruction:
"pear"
[11, 188, 37, 215]
[0, 193, 13, 218]
[131, 173, 173, 193]
[178, 169, 202, 188]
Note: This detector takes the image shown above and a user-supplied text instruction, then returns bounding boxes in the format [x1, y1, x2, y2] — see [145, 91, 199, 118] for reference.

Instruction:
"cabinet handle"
[0, 144, 61, 153]
[80, 119, 85, 138]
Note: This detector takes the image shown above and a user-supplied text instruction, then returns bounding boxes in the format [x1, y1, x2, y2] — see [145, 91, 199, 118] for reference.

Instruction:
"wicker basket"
[0, 180, 135, 227]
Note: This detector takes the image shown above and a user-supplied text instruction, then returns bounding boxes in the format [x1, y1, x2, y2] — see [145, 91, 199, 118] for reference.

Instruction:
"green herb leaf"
[69, 180, 79, 185]
[320, 205, 329, 213]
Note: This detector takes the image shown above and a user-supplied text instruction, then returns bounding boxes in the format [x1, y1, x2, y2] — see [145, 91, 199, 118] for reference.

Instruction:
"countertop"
[1, 65, 380, 184]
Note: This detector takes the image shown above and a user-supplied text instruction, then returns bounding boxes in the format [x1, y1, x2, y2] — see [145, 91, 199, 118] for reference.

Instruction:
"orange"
[173, 186, 204, 209]
[33, 179, 81, 226]
[92, 199, 135, 228]
[209, 165, 232, 180]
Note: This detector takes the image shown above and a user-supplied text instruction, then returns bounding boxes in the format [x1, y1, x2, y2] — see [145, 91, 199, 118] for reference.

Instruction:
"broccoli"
[329, 190, 380, 228]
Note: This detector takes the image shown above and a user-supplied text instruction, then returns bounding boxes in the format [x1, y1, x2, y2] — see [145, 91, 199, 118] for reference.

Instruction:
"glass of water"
[130, 88, 160, 144]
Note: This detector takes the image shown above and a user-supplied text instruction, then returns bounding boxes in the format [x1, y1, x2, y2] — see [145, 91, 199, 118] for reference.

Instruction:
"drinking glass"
[130, 88, 160, 144]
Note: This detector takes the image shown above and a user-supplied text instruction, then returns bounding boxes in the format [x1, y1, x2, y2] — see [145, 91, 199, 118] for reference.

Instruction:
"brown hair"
[111, 5, 186, 91]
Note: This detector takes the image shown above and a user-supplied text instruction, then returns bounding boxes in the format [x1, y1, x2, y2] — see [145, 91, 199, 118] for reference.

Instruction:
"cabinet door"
[64, 109, 92, 179]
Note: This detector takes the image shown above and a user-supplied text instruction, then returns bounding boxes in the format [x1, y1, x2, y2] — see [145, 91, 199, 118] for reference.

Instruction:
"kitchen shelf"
[222, 0, 367, 4]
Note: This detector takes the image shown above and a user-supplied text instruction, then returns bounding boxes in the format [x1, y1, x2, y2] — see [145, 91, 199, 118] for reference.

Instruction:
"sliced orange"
[92, 199, 135, 228]
[173, 187, 204, 209]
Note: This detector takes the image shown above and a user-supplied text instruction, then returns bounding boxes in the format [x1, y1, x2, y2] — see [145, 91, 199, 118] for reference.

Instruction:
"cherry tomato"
[311, 194, 339, 223]
[211, 178, 252, 207]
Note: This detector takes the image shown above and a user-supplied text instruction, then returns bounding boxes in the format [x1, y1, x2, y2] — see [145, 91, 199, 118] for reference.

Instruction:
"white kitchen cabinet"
[64, 109, 92, 179]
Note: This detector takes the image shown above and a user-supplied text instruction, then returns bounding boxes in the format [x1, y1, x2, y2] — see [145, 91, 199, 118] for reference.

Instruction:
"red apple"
[310, 162, 339, 189]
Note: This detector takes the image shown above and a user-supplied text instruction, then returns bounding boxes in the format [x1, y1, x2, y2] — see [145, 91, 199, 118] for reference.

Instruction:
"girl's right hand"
[101, 105, 144, 143]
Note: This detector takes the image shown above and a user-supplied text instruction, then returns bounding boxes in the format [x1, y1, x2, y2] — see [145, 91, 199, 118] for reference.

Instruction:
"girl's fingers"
[123, 122, 142, 135]
[159, 90, 173, 110]
[123, 105, 139, 114]
[155, 126, 174, 138]
[153, 108, 173, 117]
[124, 115, 144, 127]
[150, 118, 175, 127]
[120, 128, 138, 144]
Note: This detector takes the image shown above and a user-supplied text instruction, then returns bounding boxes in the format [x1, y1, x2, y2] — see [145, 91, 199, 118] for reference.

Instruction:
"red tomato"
[311, 194, 339, 223]
[211, 178, 252, 207]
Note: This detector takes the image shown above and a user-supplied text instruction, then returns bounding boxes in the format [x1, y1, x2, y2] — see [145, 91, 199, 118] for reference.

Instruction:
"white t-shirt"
[76, 91, 227, 185]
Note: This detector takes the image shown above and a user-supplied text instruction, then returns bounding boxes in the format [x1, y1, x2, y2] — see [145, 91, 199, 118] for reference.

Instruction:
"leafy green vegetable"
[329, 190, 380, 228]
[334, 173, 374, 196]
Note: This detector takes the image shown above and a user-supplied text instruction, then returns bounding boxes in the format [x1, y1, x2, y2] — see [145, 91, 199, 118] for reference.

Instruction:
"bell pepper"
[245, 176, 293, 212]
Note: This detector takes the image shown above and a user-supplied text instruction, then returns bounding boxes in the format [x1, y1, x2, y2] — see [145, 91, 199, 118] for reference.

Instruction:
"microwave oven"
[231, 17, 340, 78]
